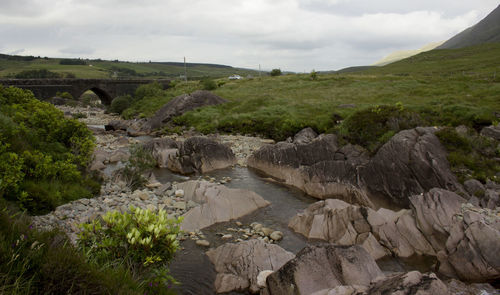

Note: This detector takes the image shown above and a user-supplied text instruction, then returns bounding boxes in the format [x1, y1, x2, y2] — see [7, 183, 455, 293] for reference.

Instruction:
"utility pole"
[184, 57, 188, 82]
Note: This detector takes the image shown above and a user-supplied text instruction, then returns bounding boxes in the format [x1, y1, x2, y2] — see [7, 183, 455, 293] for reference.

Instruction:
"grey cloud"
[59, 46, 95, 55]
[0, 0, 49, 16]
[8, 49, 25, 55]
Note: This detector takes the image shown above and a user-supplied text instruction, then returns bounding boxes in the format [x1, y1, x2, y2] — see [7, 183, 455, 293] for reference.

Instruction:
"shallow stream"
[153, 167, 435, 295]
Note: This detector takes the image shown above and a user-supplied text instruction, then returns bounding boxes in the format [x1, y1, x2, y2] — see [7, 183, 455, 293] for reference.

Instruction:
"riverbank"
[46, 105, 499, 294]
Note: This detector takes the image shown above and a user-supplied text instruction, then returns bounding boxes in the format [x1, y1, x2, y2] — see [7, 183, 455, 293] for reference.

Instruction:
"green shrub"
[0, 86, 96, 214]
[0, 203, 143, 294]
[340, 104, 423, 153]
[72, 112, 87, 119]
[109, 95, 132, 114]
[201, 78, 217, 90]
[134, 82, 165, 100]
[310, 70, 317, 80]
[114, 145, 156, 190]
[56, 91, 73, 100]
[436, 127, 499, 183]
[270, 68, 282, 76]
[78, 207, 182, 292]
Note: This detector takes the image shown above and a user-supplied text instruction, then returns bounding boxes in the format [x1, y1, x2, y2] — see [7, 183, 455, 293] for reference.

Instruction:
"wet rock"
[366, 271, 451, 295]
[269, 231, 283, 241]
[257, 270, 274, 289]
[167, 137, 237, 174]
[464, 179, 486, 197]
[409, 188, 466, 252]
[438, 204, 500, 282]
[105, 120, 129, 131]
[206, 239, 294, 294]
[446, 279, 498, 295]
[481, 123, 500, 140]
[142, 138, 178, 168]
[108, 149, 130, 163]
[176, 181, 270, 232]
[362, 127, 465, 207]
[140, 90, 227, 133]
[250, 127, 464, 208]
[266, 245, 383, 295]
[293, 127, 318, 145]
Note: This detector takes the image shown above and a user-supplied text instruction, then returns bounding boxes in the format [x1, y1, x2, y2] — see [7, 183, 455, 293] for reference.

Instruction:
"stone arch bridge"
[0, 79, 170, 105]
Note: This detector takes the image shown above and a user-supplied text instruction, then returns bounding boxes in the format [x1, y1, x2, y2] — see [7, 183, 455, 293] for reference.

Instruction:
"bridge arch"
[82, 87, 113, 105]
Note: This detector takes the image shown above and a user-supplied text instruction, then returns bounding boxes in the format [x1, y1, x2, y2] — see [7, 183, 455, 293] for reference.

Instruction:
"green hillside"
[363, 42, 500, 77]
[121, 43, 499, 147]
[438, 4, 500, 49]
[0, 54, 259, 79]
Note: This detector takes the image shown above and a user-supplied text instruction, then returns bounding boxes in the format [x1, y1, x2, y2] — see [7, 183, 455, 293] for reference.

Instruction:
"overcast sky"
[0, 0, 498, 72]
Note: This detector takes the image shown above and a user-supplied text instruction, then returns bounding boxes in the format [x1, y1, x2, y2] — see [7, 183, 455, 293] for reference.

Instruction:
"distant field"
[0, 55, 259, 79]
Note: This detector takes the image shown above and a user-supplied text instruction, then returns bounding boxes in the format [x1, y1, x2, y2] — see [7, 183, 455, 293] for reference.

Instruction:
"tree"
[270, 68, 282, 76]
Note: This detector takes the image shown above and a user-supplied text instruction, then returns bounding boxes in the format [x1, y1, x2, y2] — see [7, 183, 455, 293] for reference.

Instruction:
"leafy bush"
[56, 91, 74, 100]
[114, 145, 156, 190]
[0, 203, 143, 294]
[72, 112, 88, 119]
[109, 95, 132, 114]
[78, 207, 182, 292]
[310, 70, 317, 80]
[0, 86, 96, 213]
[134, 82, 165, 100]
[270, 68, 282, 76]
[201, 78, 217, 90]
[436, 127, 499, 183]
[339, 104, 423, 153]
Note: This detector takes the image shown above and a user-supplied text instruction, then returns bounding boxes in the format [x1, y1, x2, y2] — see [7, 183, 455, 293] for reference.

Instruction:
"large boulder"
[248, 132, 373, 206]
[409, 188, 466, 252]
[438, 203, 500, 282]
[167, 137, 236, 174]
[142, 90, 226, 132]
[361, 127, 464, 207]
[288, 198, 432, 260]
[289, 188, 500, 283]
[206, 239, 294, 294]
[249, 127, 464, 208]
[266, 245, 384, 295]
[176, 181, 270, 232]
[142, 138, 178, 168]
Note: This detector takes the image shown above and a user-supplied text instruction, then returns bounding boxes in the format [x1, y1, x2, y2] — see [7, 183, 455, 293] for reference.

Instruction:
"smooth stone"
[196, 240, 210, 247]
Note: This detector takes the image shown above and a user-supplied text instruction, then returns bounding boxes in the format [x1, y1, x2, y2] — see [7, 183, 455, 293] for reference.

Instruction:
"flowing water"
[152, 167, 436, 295]
[153, 167, 316, 294]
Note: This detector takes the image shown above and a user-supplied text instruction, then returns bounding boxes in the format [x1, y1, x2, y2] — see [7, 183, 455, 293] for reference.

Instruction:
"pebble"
[196, 240, 210, 247]
[222, 234, 233, 240]
[175, 189, 184, 197]
[270, 231, 284, 241]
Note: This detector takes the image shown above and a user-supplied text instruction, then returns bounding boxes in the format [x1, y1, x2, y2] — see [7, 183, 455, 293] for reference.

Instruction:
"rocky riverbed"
[37, 105, 500, 295]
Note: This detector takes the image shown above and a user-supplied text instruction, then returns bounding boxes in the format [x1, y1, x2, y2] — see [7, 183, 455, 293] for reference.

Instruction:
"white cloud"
[0, 0, 498, 71]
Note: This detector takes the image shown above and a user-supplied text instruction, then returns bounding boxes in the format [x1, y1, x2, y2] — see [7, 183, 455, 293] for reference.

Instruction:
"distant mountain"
[373, 41, 444, 66]
[438, 4, 500, 49]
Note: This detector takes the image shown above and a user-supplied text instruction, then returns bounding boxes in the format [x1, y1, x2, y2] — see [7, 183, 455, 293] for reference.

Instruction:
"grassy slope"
[167, 43, 500, 140]
[0, 56, 259, 79]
